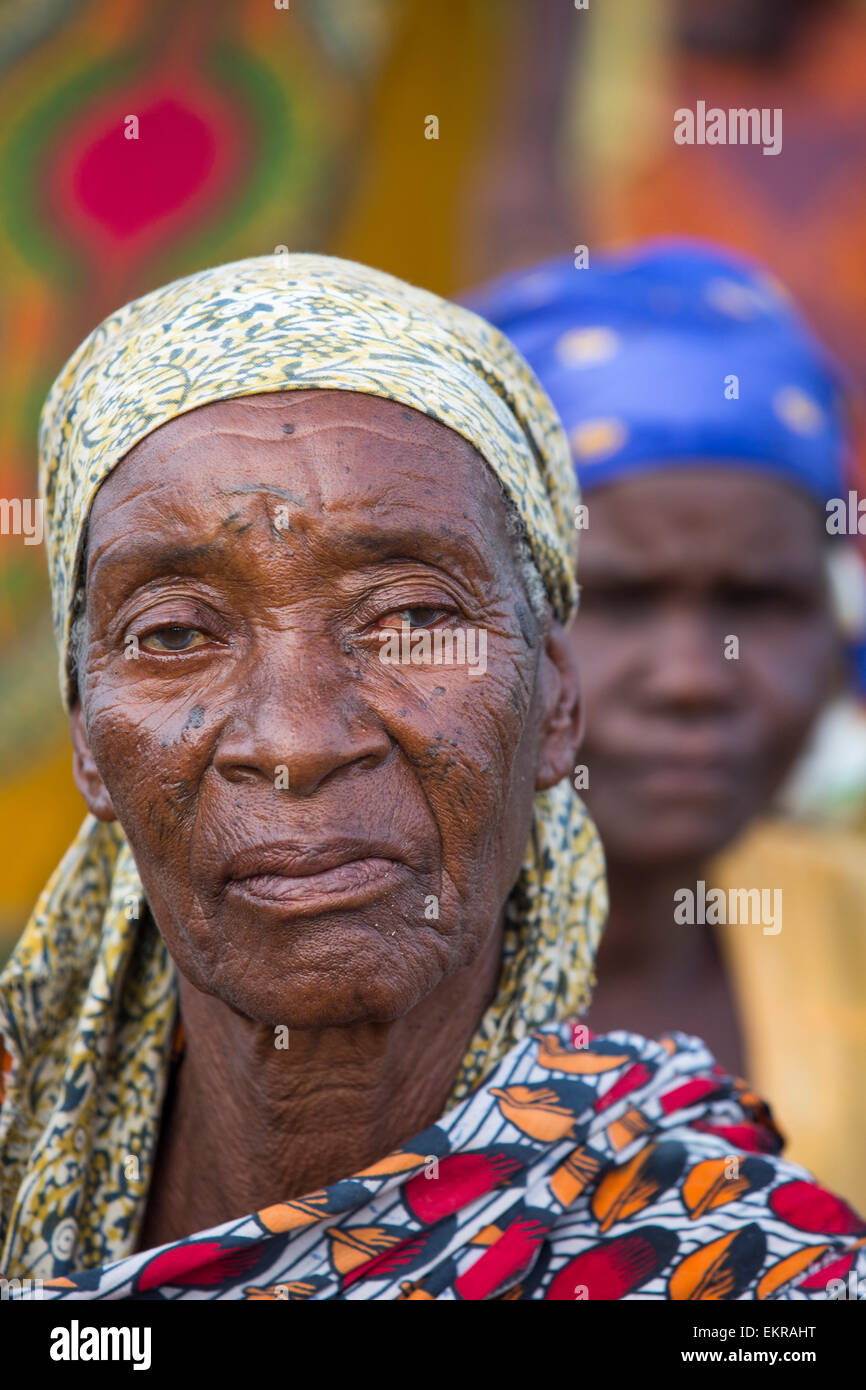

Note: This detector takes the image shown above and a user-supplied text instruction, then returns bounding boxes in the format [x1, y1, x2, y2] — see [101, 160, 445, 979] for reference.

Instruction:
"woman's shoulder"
[514, 1024, 864, 1300]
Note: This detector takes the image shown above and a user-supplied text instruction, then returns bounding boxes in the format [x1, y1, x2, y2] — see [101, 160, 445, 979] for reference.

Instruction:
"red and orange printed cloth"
[30, 1024, 866, 1301]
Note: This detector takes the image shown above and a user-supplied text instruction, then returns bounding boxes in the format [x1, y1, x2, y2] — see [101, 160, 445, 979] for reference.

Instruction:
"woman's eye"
[380, 607, 451, 630]
[139, 626, 209, 652]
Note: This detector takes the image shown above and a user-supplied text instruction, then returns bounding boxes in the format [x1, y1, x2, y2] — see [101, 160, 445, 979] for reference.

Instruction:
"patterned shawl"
[22, 1026, 866, 1300]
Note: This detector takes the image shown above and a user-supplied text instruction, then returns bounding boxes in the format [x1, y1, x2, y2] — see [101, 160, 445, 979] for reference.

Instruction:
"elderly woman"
[466, 238, 866, 1213]
[0, 253, 863, 1301]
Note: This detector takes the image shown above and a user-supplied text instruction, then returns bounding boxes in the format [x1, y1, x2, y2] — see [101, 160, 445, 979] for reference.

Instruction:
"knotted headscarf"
[0, 253, 606, 1279]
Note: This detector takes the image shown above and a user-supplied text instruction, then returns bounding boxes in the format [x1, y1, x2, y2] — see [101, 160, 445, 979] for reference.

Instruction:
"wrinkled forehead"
[110, 389, 489, 472]
[84, 390, 518, 575]
[579, 462, 831, 583]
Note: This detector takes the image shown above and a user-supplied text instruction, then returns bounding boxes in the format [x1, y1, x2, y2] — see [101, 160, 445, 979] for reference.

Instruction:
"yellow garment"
[711, 819, 866, 1213]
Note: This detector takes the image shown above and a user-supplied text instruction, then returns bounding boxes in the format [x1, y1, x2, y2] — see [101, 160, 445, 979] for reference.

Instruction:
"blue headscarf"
[463, 237, 866, 691]
[462, 238, 848, 506]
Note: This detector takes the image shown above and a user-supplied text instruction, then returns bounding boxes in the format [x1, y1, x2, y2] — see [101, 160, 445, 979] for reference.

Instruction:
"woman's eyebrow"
[89, 538, 228, 584]
[88, 513, 497, 595]
[334, 525, 497, 591]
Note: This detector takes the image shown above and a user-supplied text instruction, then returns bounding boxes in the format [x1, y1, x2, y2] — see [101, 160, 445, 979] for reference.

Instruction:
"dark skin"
[68, 390, 580, 1249]
[574, 466, 841, 1073]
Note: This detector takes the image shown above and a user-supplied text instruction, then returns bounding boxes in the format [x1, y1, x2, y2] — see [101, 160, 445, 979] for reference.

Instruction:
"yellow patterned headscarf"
[0, 253, 606, 1279]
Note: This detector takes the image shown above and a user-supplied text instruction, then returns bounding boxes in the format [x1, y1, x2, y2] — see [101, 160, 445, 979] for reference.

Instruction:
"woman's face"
[70, 390, 577, 1027]
[572, 465, 840, 867]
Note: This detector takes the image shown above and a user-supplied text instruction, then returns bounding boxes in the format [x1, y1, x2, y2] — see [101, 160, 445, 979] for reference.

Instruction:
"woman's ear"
[69, 700, 116, 821]
[535, 618, 584, 791]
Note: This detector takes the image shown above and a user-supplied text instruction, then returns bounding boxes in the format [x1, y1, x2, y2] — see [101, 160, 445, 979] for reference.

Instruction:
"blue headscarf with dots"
[462, 238, 848, 505]
[464, 238, 866, 692]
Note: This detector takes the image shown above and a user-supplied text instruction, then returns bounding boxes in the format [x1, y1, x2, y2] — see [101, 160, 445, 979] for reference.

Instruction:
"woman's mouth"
[225, 856, 403, 916]
[637, 763, 738, 801]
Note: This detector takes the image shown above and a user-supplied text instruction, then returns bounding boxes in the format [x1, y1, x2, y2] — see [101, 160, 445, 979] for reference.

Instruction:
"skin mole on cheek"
[281, 423, 295, 434]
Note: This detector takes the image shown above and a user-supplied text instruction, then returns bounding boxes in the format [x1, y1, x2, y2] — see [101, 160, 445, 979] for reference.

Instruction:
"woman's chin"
[179, 945, 438, 1030]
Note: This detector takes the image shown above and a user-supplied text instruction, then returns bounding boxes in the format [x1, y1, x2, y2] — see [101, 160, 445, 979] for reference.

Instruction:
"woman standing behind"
[467, 239, 866, 1210]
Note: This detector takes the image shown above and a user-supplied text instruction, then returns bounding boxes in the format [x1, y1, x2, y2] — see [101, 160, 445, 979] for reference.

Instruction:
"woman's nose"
[641, 607, 740, 715]
[211, 636, 392, 795]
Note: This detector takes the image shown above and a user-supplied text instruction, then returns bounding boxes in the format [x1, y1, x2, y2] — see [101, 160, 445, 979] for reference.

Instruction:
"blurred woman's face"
[69, 390, 575, 1029]
[571, 465, 840, 867]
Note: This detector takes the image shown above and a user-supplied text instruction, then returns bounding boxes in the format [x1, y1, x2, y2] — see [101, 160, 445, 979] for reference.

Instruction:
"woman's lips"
[637, 762, 739, 801]
[226, 856, 402, 915]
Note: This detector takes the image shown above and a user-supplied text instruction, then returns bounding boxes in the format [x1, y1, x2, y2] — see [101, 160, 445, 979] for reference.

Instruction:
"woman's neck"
[585, 855, 746, 1077]
[137, 917, 504, 1250]
[597, 858, 706, 975]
